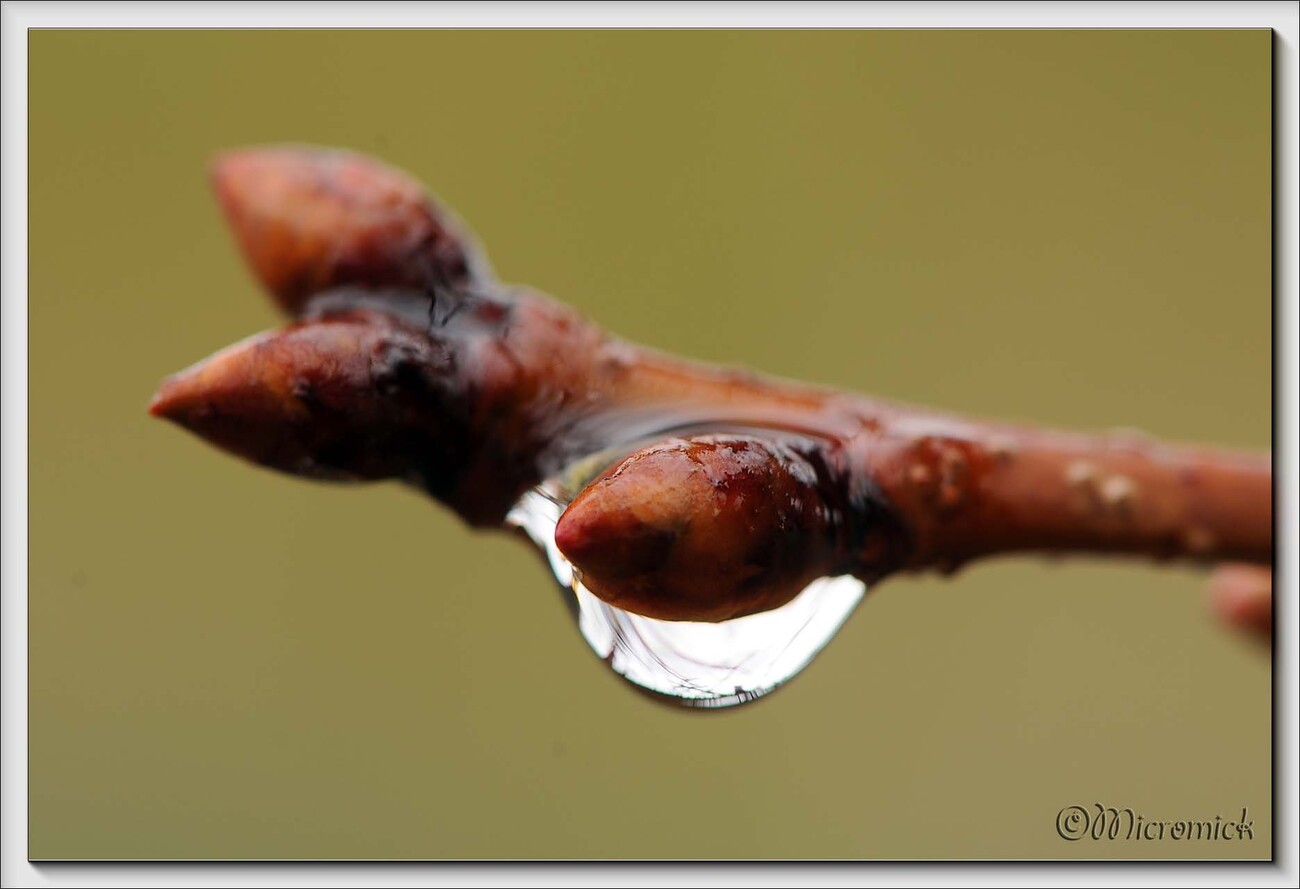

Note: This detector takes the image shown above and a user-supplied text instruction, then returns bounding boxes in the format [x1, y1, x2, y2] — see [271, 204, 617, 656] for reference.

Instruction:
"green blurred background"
[29, 30, 1271, 859]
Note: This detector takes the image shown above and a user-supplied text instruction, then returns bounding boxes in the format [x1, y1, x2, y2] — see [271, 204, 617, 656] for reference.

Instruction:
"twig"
[150, 146, 1272, 624]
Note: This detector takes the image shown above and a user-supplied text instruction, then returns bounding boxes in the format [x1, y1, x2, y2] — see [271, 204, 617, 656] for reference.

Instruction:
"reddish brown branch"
[862, 420, 1272, 569]
[150, 146, 1273, 624]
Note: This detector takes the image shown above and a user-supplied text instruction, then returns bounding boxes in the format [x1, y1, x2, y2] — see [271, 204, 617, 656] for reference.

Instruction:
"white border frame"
[3, 3, 1296, 887]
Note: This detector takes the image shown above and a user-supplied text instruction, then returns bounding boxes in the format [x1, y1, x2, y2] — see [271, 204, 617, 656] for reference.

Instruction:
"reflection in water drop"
[506, 458, 866, 709]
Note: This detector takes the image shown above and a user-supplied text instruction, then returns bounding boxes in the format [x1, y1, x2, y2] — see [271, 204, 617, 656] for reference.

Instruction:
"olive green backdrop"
[29, 30, 1272, 859]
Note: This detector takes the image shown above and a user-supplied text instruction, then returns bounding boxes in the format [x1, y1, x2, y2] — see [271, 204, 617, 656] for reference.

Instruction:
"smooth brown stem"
[859, 420, 1272, 574]
[534, 346, 1274, 576]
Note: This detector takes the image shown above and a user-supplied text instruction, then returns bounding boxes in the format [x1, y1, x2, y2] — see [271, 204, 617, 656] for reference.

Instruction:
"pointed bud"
[150, 311, 448, 482]
[212, 146, 491, 314]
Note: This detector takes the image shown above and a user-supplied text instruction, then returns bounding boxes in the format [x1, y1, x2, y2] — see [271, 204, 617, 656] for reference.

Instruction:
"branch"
[150, 146, 1272, 624]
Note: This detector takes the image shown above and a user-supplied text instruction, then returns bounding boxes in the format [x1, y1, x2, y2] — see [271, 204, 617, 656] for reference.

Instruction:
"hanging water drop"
[506, 448, 867, 709]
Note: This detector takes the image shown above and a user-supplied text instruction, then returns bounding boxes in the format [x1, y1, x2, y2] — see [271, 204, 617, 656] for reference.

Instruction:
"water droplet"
[506, 449, 866, 709]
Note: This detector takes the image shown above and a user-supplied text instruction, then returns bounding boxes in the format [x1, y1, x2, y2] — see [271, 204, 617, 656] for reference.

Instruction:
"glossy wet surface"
[507, 458, 865, 708]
